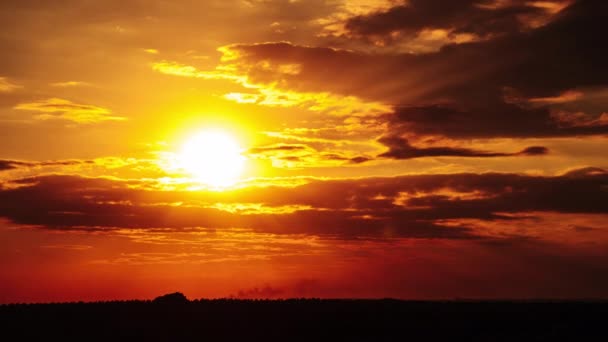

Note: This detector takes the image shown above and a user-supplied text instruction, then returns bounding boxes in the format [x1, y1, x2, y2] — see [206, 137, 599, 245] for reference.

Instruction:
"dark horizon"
[3, 296, 607, 341]
[5, 294, 608, 306]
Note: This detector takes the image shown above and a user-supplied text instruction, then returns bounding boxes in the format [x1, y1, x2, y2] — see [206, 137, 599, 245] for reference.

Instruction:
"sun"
[178, 130, 246, 187]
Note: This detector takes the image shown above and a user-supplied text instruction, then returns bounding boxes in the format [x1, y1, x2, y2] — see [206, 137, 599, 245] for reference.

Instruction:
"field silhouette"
[1, 294, 606, 341]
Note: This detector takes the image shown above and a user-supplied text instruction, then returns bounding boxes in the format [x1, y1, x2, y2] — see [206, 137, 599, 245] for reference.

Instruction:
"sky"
[1, 0, 607, 303]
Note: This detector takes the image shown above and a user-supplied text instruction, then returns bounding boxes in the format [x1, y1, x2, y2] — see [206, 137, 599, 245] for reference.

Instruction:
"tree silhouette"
[153, 292, 189, 304]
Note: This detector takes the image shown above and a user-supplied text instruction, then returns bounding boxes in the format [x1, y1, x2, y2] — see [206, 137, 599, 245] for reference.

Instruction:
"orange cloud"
[1, 167, 606, 241]
[49, 81, 92, 88]
[0, 77, 22, 92]
[151, 57, 391, 116]
[14, 98, 125, 124]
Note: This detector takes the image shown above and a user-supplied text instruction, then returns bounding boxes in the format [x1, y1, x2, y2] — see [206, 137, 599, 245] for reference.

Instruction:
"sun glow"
[178, 130, 246, 187]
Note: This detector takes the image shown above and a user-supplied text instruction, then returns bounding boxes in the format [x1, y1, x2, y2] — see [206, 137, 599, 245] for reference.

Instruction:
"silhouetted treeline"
[1, 298, 607, 341]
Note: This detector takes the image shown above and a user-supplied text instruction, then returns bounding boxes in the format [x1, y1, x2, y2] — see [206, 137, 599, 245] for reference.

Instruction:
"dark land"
[1, 295, 607, 341]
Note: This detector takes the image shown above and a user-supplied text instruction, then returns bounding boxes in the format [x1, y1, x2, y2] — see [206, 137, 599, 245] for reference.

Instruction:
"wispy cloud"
[14, 98, 125, 123]
[151, 59, 392, 116]
[49, 81, 92, 88]
[0, 77, 22, 92]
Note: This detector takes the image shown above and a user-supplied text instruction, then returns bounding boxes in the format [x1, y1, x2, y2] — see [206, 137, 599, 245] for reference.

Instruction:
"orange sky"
[1, 0, 607, 303]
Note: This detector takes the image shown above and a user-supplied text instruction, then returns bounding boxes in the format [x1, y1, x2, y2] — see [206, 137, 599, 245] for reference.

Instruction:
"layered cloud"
[0, 167, 606, 240]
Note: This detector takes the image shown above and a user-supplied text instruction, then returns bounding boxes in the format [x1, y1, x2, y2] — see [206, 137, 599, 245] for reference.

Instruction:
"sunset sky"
[1, 0, 607, 303]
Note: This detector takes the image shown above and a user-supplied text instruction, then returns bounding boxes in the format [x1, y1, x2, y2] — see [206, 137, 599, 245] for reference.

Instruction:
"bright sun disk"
[178, 130, 245, 187]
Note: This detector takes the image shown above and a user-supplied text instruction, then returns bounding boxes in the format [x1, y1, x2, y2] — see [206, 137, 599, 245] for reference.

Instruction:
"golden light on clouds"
[152, 56, 392, 116]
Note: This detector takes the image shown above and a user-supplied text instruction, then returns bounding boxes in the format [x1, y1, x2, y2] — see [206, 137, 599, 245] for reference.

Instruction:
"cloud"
[0, 77, 22, 92]
[247, 144, 309, 154]
[207, 1, 608, 142]
[526, 90, 584, 105]
[377, 135, 549, 159]
[342, 0, 570, 47]
[0, 160, 19, 171]
[49, 81, 92, 87]
[246, 143, 373, 167]
[385, 102, 608, 140]
[322, 153, 371, 164]
[14, 98, 125, 123]
[0, 168, 605, 240]
[220, 35, 607, 138]
[518, 146, 549, 155]
[238, 33, 608, 139]
[151, 61, 228, 79]
[0, 159, 93, 173]
[143, 48, 159, 54]
[151, 58, 392, 116]
[40, 244, 93, 250]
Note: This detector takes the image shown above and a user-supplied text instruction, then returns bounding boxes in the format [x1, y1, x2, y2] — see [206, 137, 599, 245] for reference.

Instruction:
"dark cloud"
[562, 166, 606, 178]
[0, 168, 605, 238]
[279, 155, 302, 162]
[519, 146, 549, 155]
[348, 156, 372, 164]
[571, 225, 596, 232]
[377, 135, 549, 159]
[384, 102, 608, 139]
[0, 159, 92, 172]
[344, 0, 552, 42]
[220, 0, 608, 140]
[0, 160, 20, 171]
[321, 153, 371, 164]
[247, 144, 372, 166]
[247, 144, 308, 154]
